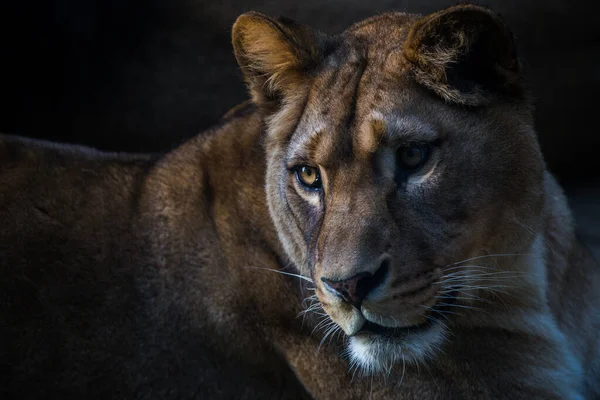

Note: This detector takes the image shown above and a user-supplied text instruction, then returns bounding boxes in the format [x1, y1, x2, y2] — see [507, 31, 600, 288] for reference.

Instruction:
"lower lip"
[355, 290, 458, 338]
[356, 319, 432, 338]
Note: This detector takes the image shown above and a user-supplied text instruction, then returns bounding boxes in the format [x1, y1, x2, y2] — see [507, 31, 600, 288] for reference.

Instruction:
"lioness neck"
[141, 102, 294, 312]
[543, 173, 600, 397]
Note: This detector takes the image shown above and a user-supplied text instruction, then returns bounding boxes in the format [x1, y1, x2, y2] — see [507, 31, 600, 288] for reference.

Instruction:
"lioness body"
[0, 113, 312, 399]
[2, 5, 600, 399]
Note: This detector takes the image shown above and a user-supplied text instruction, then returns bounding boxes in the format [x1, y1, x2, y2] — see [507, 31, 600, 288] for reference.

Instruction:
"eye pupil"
[295, 166, 322, 190]
[398, 144, 430, 170]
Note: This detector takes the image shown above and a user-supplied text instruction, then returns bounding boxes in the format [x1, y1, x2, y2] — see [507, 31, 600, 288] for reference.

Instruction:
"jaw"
[344, 238, 550, 376]
[347, 321, 448, 376]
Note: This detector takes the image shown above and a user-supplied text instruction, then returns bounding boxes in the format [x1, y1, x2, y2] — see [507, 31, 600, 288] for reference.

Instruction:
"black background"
[1, 0, 599, 184]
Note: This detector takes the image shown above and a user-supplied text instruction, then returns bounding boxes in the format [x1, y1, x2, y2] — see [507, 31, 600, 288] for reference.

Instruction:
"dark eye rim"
[396, 142, 433, 171]
[292, 165, 323, 191]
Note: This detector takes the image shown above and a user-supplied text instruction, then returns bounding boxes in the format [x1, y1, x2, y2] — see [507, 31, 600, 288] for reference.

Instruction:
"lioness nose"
[321, 261, 389, 308]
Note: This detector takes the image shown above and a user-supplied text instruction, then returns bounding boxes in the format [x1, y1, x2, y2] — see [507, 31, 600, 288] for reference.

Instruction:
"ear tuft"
[404, 5, 523, 106]
[232, 12, 327, 107]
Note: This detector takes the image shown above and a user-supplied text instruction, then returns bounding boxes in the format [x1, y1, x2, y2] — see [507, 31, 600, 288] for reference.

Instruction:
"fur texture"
[1, 4, 599, 399]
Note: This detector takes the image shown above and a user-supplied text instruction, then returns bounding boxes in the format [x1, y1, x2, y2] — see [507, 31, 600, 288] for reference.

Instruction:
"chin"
[347, 321, 448, 376]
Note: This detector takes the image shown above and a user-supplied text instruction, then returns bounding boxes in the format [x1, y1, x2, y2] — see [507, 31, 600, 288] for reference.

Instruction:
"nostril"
[356, 259, 389, 298]
[321, 259, 390, 308]
[321, 273, 370, 307]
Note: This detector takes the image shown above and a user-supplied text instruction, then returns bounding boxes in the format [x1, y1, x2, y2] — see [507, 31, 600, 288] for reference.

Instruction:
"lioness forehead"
[289, 77, 436, 167]
[344, 12, 419, 50]
[287, 110, 438, 172]
[284, 13, 442, 166]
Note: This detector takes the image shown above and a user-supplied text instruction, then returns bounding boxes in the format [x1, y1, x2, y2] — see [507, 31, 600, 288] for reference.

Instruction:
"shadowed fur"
[1, 4, 599, 400]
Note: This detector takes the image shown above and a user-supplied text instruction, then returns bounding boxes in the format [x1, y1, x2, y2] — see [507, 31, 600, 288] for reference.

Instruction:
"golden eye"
[397, 143, 431, 170]
[294, 166, 322, 190]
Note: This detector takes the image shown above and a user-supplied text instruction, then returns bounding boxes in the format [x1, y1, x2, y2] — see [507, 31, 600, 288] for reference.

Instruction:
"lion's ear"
[232, 12, 328, 107]
[404, 5, 522, 106]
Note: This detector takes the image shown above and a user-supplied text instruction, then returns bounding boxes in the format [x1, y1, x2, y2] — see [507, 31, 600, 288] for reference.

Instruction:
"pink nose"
[321, 263, 389, 308]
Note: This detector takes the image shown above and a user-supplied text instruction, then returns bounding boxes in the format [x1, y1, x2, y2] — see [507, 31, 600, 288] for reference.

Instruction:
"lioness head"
[233, 5, 546, 373]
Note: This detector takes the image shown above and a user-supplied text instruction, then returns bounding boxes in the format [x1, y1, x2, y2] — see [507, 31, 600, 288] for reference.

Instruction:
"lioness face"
[234, 6, 545, 372]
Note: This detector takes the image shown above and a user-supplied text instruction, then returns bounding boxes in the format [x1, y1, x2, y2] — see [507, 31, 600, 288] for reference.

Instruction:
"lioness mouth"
[355, 291, 458, 338]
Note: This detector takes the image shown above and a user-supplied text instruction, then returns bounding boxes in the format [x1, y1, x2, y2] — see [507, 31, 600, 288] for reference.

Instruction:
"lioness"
[1, 4, 598, 399]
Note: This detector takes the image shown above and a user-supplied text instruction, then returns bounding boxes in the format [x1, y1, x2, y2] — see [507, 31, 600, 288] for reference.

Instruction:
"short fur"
[1, 4, 599, 399]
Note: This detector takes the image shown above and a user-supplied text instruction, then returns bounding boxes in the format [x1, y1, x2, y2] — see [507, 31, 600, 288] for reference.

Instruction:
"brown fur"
[1, 4, 599, 399]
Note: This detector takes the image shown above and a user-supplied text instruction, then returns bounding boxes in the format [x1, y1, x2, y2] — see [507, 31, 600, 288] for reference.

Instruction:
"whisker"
[318, 324, 339, 352]
[302, 298, 319, 307]
[424, 314, 449, 331]
[244, 266, 314, 283]
[444, 265, 502, 272]
[328, 326, 341, 346]
[442, 269, 527, 279]
[300, 296, 319, 309]
[448, 284, 518, 292]
[443, 268, 527, 276]
[446, 290, 495, 304]
[430, 309, 453, 324]
[447, 287, 519, 304]
[437, 302, 485, 312]
[441, 276, 523, 284]
[440, 275, 525, 284]
[350, 359, 360, 383]
[301, 298, 319, 308]
[514, 219, 553, 248]
[428, 307, 464, 317]
[399, 348, 406, 387]
[440, 274, 526, 285]
[300, 302, 322, 311]
[335, 327, 344, 341]
[448, 253, 531, 267]
[300, 297, 324, 328]
[297, 306, 322, 318]
[434, 295, 490, 304]
[312, 317, 336, 337]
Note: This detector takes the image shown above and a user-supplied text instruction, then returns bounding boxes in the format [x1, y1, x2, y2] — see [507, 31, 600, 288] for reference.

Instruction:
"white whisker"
[311, 317, 335, 337]
[244, 266, 314, 283]
[448, 253, 531, 267]
[514, 219, 553, 248]
[436, 303, 485, 312]
[318, 324, 339, 352]
[430, 308, 464, 317]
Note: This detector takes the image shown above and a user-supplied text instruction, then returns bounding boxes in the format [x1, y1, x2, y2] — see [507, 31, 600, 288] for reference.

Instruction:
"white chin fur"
[348, 322, 447, 375]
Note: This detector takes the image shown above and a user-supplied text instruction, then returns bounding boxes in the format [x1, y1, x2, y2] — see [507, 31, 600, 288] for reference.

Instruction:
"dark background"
[1, 0, 599, 184]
